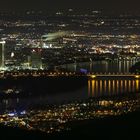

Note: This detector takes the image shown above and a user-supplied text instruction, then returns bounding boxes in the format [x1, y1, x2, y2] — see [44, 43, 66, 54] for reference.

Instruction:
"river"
[0, 58, 140, 111]
[59, 58, 140, 73]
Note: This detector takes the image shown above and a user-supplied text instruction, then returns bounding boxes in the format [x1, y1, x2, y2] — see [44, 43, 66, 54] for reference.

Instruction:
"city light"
[0, 8, 140, 138]
[135, 75, 140, 78]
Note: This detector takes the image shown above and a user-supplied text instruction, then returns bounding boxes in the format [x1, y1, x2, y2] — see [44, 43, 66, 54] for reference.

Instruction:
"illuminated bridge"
[0, 71, 140, 79]
[87, 73, 140, 79]
[0, 70, 140, 97]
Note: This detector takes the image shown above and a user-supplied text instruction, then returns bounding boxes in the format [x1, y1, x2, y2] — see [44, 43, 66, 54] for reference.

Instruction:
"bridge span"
[87, 73, 140, 79]
[0, 71, 140, 79]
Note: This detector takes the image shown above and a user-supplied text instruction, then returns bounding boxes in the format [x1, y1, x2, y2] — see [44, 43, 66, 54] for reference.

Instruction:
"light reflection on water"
[88, 79, 140, 97]
[0, 78, 140, 111]
[60, 59, 139, 73]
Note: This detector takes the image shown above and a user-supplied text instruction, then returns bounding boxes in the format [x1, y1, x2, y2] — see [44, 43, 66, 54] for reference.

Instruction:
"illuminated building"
[0, 41, 6, 69]
[30, 48, 42, 69]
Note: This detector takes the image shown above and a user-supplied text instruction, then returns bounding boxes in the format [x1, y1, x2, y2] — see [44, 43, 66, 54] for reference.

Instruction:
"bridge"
[0, 70, 140, 97]
[0, 71, 140, 78]
[0, 70, 140, 79]
[87, 73, 140, 79]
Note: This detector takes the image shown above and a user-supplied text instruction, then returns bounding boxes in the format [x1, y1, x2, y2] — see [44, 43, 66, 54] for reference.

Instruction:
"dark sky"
[1, 0, 140, 13]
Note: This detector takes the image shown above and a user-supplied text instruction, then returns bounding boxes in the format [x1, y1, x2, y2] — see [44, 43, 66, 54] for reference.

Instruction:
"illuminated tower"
[31, 48, 42, 69]
[0, 41, 5, 68]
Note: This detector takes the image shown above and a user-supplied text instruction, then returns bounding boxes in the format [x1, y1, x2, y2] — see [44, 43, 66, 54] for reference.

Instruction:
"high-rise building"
[30, 48, 42, 69]
[0, 41, 5, 68]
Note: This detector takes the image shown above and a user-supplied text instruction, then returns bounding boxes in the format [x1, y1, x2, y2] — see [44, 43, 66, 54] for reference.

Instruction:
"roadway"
[0, 71, 140, 79]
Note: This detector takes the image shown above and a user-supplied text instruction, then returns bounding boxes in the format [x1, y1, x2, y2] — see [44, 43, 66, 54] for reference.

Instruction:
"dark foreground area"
[0, 111, 140, 140]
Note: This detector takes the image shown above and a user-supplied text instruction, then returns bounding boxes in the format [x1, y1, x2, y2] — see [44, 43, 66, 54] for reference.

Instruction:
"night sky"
[0, 0, 140, 13]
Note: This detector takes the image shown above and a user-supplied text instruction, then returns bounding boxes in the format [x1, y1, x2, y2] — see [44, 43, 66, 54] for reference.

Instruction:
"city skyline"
[0, 1, 140, 139]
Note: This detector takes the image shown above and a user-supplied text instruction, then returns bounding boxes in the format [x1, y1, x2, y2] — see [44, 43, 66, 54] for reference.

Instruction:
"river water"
[59, 58, 139, 73]
[0, 59, 140, 111]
